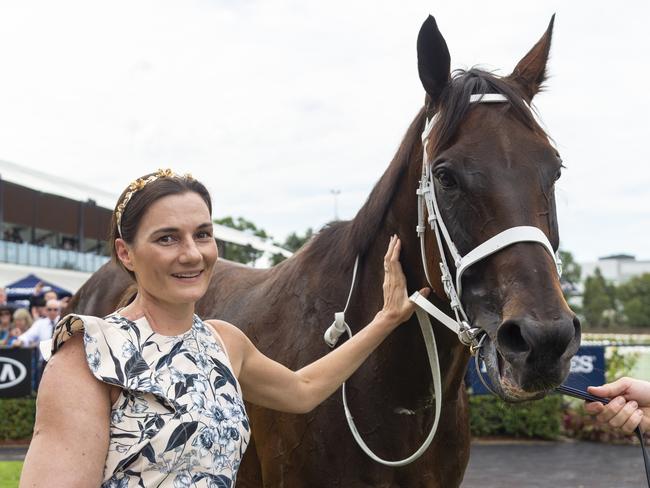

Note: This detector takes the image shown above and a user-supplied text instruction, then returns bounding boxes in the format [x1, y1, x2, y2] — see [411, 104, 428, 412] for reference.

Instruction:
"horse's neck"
[339, 147, 468, 395]
[354, 152, 446, 307]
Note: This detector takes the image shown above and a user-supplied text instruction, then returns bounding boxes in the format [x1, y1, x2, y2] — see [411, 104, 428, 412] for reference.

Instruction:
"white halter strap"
[323, 92, 562, 467]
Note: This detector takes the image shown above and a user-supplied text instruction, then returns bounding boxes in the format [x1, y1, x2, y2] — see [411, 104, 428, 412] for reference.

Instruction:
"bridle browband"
[323, 92, 563, 466]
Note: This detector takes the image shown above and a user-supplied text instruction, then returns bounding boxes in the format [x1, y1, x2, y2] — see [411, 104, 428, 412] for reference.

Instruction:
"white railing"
[0, 240, 109, 272]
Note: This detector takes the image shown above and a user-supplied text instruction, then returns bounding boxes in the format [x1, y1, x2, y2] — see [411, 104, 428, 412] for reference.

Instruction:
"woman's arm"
[213, 235, 428, 414]
[20, 334, 111, 488]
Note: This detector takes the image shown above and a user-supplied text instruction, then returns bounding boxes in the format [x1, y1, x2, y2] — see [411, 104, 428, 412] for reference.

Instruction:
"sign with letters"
[466, 345, 606, 396]
[563, 345, 606, 392]
[0, 348, 34, 397]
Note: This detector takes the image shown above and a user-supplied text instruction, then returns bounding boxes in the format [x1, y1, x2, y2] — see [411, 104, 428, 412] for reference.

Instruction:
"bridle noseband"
[323, 92, 564, 466]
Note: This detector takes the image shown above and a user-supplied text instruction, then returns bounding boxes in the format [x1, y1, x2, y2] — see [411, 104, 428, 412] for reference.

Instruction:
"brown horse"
[69, 15, 579, 487]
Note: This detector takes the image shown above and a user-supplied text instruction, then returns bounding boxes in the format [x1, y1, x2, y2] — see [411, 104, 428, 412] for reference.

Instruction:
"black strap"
[636, 426, 650, 487]
[556, 384, 650, 487]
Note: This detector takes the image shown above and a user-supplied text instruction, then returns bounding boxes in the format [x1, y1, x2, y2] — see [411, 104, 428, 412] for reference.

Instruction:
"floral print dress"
[43, 312, 251, 488]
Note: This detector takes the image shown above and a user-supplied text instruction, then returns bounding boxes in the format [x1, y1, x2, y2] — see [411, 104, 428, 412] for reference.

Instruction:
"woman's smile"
[171, 269, 205, 283]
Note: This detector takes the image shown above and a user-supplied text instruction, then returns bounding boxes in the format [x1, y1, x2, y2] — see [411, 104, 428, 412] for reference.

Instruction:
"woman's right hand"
[379, 235, 429, 327]
[585, 377, 650, 433]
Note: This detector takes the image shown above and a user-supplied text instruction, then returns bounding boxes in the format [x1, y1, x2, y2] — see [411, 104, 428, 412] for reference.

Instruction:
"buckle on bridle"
[439, 263, 453, 298]
[459, 323, 482, 350]
[468, 331, 487, 356]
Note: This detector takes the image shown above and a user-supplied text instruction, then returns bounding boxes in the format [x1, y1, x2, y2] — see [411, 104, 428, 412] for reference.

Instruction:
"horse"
[68, 15, 580, 487]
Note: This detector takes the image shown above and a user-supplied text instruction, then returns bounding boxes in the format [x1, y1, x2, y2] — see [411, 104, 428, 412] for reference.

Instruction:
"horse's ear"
[508, 15, 555, 101]
[417, 15, 451, 106]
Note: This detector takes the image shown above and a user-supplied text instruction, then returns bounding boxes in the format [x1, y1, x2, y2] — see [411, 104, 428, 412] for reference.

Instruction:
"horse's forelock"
[430, 68, 548, 156]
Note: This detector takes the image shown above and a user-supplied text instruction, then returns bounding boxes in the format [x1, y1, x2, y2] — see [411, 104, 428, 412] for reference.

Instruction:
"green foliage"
[0, 397, 35, 440]
[559, 249, 582, 296]
[270, 228, 314, 265]
[606, 347, 639, 383]
[617, 273, 650, 328]
[469, 395, 563, 439]
[282, 228, 314, 252]
[582, 268, 619, 328]
[214, 216, 271, 265]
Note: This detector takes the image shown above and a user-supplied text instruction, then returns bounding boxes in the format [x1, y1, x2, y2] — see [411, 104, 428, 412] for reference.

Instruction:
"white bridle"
[323, 92, 563, 466]
[415, 92, 562, 348]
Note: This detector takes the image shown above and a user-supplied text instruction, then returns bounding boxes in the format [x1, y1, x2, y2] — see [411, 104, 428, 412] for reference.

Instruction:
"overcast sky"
[0, 0, 648, 262]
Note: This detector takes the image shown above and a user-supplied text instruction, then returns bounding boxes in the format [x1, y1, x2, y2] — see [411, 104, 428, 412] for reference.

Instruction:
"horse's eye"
[434, 169, 457, 189]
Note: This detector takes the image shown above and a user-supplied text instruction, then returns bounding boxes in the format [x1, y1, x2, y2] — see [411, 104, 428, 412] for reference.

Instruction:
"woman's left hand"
[380, 235, 429, 326]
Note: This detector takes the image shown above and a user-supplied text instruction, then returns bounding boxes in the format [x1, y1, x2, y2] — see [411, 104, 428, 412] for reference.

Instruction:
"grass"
[0, 462, 22, 488]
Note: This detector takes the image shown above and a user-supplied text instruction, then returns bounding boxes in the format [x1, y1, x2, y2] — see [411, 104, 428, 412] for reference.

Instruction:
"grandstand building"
[581, 254, 650, 285]
[0, 160, 291, 291]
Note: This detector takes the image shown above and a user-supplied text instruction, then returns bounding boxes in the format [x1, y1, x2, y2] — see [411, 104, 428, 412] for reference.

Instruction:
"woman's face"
[13, 317, 27, 331]
[116, 192, 218, 307]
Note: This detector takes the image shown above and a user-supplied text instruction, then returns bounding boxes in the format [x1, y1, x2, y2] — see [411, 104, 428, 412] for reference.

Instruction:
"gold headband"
[115, 168, 194, 238]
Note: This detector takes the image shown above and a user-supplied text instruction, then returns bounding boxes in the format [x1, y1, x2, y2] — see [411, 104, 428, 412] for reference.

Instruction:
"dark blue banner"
[466, 345, 606, 395]
[0, 347, 34, 397]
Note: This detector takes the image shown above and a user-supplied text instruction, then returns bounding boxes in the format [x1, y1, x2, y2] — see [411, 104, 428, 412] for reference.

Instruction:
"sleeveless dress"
[42, 312, 251, 488]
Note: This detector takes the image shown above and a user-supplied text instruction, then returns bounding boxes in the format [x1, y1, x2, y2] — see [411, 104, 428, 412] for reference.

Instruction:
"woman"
[12, 308, 33, 332]
[6, 308, 32, 346]
[20, 169, 427, 487]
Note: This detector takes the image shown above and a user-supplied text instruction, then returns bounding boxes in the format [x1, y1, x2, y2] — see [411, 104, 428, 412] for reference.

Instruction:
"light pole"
[330, 189, 341, 221]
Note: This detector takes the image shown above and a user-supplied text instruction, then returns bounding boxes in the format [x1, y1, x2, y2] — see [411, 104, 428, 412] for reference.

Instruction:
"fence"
[0, 240, 109, 272]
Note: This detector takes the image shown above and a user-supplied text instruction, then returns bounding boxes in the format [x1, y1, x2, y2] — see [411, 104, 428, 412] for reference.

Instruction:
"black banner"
[0, 347, 34, 398]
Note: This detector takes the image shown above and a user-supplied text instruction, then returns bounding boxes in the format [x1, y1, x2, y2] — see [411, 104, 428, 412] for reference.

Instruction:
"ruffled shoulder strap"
[43, 313, 125, 357]
[40, 313, 159, 397]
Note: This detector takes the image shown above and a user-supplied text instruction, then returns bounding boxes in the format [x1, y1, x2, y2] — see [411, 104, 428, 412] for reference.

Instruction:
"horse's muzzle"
[480, 313, 581, 401]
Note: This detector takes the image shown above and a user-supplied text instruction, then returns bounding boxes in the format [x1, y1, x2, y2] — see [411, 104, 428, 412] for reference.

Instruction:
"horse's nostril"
[497, 320, 530, 355]
[572, 315, 582, 342]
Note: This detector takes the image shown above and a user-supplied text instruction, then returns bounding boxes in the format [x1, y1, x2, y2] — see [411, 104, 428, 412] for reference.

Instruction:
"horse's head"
[416, 16, 580, 402]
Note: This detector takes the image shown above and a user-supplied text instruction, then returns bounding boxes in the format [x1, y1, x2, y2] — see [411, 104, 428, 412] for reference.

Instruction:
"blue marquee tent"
[5, 273, 72, 305]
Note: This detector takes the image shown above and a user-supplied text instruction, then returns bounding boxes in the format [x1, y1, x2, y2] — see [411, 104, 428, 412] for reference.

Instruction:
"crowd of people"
[0, 285, 69, 354]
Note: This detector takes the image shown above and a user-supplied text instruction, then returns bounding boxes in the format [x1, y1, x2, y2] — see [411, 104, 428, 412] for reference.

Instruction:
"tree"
[559, 249, 582, 298]
[270, 228, 314, 266]
[214, 216, 271, 266]
[617, 273, 650, 328]
[581, 267, 618, 329]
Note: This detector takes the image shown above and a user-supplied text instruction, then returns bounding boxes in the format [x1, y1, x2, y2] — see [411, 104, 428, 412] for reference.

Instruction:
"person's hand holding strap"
[586, 377, 650, 433]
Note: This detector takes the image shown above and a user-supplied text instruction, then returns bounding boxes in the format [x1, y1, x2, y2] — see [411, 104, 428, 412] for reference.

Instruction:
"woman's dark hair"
[109, 172, 212, 281]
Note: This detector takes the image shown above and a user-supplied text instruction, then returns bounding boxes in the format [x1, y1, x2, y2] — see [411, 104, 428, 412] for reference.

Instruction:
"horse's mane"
[300, 68, 547, 268]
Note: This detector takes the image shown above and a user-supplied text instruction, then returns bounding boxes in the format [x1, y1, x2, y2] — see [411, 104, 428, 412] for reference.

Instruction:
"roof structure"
[213, 224, 292, 258]
[0, 159, 292, 258]
[0, 158, 119, 210]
